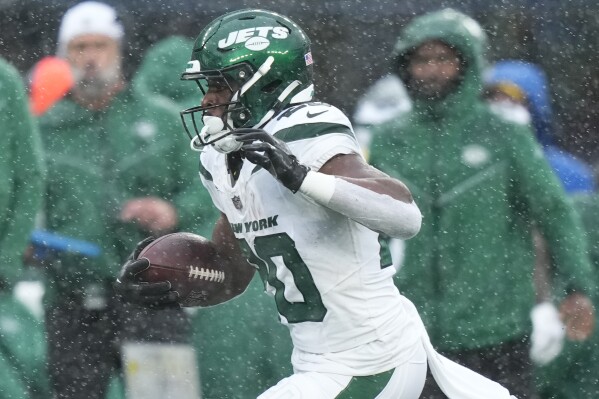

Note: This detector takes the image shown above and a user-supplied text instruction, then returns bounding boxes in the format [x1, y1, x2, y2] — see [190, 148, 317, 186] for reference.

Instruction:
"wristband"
[298, 171, 336, 203]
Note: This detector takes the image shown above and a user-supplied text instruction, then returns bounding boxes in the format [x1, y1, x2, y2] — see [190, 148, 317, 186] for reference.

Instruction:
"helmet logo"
[134, 121, 157, 140]
[186, 60, 201, 73]
[218, 26, 289, 49]
[245, 37, 270, 51]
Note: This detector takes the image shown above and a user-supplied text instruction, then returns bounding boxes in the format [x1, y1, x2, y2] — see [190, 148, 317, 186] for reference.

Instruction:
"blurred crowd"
[0, 1, 597, 398]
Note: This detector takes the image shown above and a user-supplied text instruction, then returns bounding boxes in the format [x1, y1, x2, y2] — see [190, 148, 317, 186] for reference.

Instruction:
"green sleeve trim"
[378, 235, 393, 269]
[249, 123, 355, 176]
[199, 162, 213, 182]
[274, 122, 355, 142]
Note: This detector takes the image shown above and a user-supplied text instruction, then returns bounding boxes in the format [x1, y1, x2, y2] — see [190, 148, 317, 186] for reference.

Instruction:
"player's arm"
[318, 152, 413, 201]
[235, 130, 421, 239]
[209, 213, 256, 303]
[302, 153, 421, 239]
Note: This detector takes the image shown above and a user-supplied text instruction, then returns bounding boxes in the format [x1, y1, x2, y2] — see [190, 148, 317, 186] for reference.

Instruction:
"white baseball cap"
[57, 1, 124, 54]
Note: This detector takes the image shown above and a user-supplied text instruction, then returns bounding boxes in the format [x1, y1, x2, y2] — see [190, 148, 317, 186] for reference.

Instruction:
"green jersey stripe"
[199, 162, 213, 181]
[274, 122, 355, 142]
[249, 123, 356, 175]
[378, 235, 393, 269]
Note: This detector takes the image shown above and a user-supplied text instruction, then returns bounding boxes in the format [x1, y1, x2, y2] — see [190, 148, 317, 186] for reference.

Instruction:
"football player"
[117, 9, 517, 399]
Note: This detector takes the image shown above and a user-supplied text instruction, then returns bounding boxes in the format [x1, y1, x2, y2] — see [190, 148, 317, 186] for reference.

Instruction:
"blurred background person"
[563, 192, 599, 399]
[131, 33, 293, 399]
[484, 60, 596, 194]
[132, 35, 199, 114]
[369, 9, 595, 398]
[352, 73, 412, 160]
[485, 60, 599, 399]
[36, 2, 208, 398]
[0, 54, 48, 399]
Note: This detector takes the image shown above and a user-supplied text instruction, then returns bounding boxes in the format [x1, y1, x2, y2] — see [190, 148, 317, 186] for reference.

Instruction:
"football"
[137, 232, 227, 307]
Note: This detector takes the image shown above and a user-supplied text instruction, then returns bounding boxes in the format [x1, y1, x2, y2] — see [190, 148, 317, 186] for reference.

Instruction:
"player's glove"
[233, 128, 309, 193]
[114, 237, 179, 308]
[529, 301, 565, 365]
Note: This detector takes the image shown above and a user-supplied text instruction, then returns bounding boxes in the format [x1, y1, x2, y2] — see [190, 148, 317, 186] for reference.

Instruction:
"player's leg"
[257, 371, 352, 399]
[371, 342, 427, 399]
[117, 298, 191, 343]
[420, 337, 532, 398]
[117, 298, 198, 398]
[45, 294, 117, 399]
[258, 342, 427, 399]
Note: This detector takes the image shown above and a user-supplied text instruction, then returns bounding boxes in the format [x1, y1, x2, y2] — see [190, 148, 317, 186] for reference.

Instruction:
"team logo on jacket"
[232, 196, 243, 210]
[461, 144, 490, 167]
[134, 121, 157, 140]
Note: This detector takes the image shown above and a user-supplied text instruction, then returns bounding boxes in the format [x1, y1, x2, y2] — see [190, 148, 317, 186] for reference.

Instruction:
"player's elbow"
[386, 200, 422, 240]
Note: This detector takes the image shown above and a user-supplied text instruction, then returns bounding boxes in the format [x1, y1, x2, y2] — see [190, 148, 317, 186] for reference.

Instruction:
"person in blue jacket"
[485, 60, 595, 194]
[486, 60, 599, 398]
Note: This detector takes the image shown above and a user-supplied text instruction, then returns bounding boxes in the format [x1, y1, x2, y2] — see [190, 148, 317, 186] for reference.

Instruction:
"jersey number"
[238, 233, 327, 323]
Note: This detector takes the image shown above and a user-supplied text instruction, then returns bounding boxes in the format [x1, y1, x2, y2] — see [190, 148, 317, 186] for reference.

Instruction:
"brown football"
[137, 232, 227, 307]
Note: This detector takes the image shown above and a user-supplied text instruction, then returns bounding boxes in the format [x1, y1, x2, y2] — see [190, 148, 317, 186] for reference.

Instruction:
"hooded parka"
[369, 9, 594, 351]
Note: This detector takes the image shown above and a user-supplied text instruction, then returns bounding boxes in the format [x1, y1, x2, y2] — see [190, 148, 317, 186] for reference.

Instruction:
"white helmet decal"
[185, 60, 201, 73]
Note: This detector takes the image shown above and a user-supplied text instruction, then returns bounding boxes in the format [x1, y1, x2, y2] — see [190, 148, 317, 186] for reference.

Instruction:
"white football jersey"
[199, 102, 420, 375]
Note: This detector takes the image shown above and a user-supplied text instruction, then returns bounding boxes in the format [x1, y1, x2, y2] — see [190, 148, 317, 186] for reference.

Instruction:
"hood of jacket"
[132, 35, 199, 109]
[485, 60, 554, 146]
[393, 9, 488, 119]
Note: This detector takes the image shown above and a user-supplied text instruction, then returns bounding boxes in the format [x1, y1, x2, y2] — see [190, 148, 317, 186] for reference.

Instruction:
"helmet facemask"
[180, 62, 255, 153]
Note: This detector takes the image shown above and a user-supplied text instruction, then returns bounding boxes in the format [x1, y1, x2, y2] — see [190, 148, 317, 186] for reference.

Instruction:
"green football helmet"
[180, 9, 314, 151]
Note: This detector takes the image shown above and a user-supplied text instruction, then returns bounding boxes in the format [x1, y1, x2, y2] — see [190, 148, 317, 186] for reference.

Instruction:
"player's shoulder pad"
[267, 102, 355, 144]
[270, 102, 351, 130]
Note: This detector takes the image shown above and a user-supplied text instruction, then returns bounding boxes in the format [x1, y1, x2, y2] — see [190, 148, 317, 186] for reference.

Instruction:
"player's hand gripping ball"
[118, 232, 227, 307]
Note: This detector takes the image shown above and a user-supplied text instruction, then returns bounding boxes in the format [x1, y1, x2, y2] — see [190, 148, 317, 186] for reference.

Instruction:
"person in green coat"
[534, 192, 599, 399]
[0, 56, 46, 295]
[369, 9, 595, 398]
[132, 35, 293, 399]
[37, 3, 211, 399]
[132, 36, 201, 114]
[0, 55, 48, 399]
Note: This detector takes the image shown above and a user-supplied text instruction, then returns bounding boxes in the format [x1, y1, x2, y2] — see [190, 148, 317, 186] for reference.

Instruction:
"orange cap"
[29, 56, 74, 116]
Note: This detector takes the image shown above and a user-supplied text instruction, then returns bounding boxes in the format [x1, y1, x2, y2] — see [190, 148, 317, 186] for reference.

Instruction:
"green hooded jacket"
[0, 57, 45, 288]
[131, 36, 217, 238]
[369, 9, 594, 350]
[531, 193, 599, 399]
[39, 86, 216, 297]
[132, 36, 201, 114]
[0, 57, 48, 399]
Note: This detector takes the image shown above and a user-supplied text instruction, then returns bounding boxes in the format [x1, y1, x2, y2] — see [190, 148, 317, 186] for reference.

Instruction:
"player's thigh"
[45, 300, 117, 398]
[257, 371, 351, 399]
[258, 343, 427, 399]
[374, 342, 427, 399]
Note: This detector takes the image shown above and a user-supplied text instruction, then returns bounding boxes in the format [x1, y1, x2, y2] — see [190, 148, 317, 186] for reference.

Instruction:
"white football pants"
[257, 342, 427, 399]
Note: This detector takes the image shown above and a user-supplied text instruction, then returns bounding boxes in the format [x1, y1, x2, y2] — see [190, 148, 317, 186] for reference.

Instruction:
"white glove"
[529, 301, 566, 366]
